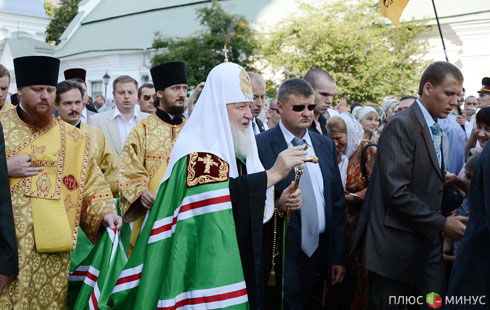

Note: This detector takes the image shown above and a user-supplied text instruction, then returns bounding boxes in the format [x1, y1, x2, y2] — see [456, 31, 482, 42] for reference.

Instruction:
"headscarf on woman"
[353, 106, 378, 122]
[338, 112, 364, 188]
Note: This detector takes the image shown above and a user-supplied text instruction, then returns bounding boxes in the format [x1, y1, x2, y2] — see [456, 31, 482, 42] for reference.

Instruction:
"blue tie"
[291, 137, 319, 257]
[430, 123, 442, 168]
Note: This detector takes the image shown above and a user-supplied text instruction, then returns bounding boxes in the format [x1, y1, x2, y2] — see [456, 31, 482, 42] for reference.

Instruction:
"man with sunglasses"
[119, 62, 188, 251]
[257, 78, 347, 309]
[304, 69, 337, 136]
[138, 83, 156, 114]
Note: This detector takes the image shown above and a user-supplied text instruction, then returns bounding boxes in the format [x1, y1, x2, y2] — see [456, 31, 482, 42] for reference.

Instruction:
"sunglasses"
[143, 94, 155, 101]
[292, 104, 316, 112]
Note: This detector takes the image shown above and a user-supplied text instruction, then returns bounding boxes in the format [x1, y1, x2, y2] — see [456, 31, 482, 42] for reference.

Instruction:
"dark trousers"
[324, 253, 359, 310]
[369, 237, 445, 310]
[325, 273, 357, 310]
[284, 233, 327, 310]
[299, 249, 324, 309]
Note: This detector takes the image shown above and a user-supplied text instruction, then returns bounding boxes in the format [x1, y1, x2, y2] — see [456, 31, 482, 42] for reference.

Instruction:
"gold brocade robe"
[0, 100, 15, 112]
[119, 114, 185, 221]
[80, 122, 120, 197]
[0, 109, 115, 310]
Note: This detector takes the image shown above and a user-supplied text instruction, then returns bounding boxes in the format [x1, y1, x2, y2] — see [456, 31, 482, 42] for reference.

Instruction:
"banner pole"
[431, 0, 449, 62]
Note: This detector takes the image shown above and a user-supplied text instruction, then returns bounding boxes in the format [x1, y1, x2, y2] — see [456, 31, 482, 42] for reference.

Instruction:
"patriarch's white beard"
[230, 121, 253, 158]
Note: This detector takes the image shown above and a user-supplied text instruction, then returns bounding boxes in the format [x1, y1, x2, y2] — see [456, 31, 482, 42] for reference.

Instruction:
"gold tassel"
[267, 267, 276, 286]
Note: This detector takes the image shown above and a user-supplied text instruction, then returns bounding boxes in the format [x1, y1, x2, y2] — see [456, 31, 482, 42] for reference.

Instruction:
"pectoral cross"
[198, 154, 218, 174]
[222, 44, 230, 62]
[68, 128, 85, 143]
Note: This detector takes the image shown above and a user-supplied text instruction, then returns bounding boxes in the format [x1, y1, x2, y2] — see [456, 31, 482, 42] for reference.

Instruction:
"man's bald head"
[248, 72, 266, 117]
[304, 68, 334, 89]
[304, 68, 336, 115]
[248, 72, 265, 86]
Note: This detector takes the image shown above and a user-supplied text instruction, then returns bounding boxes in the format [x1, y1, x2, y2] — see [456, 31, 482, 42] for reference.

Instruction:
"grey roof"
[0, 0, 50, 19]
[3, 37, 55, 58]
[55, 0, 271, 59]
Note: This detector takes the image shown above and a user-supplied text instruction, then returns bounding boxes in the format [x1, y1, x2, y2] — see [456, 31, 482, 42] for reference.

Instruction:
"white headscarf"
[354, 106, 378, 122]
[326, 108, 340, 118]
[337, 113, 364, 188]
[162, 62, 274, 222]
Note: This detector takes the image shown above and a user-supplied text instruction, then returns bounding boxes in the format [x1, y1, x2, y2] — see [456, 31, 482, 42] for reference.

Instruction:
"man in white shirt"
[256, 78, 346, 309]
[89, 75, 148, 154]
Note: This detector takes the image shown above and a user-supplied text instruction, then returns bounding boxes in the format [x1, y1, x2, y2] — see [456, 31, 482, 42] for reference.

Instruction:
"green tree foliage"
[44, 0, 56, 17]
[258, 0, 430, 104]
[152, 0, 257, 87]
[45, 0, 81, 45]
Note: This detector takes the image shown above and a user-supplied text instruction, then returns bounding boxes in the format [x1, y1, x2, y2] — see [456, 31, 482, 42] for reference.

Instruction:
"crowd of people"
[0, 56, 488, 310]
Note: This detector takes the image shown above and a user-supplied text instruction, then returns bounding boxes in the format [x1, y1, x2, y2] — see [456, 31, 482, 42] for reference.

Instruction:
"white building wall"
[0, 12, 50, 41]
[420, 20, 490, 96]
[59, 51, 151, 100]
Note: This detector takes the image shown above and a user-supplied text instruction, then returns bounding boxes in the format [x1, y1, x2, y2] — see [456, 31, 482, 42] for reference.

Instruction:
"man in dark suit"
[0, 122, 18, 295]
[351, 61, 468, 309]
[248, 72, 268, 134]
[446, 143, 490, 307]
[256, 78, 347, 309]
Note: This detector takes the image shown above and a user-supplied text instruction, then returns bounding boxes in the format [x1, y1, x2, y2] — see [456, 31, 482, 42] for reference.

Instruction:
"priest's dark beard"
[167, 105, 185, 116]
[21, 103, 54, 129]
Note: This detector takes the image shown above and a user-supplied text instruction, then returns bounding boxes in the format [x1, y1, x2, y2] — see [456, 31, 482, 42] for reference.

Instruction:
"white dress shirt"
[112, 107, 139, 147]
[279, 121, 326, 233]
[80, 107, 88, 123]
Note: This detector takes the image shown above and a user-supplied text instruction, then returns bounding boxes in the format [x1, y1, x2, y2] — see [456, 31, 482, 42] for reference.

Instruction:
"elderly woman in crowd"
[354, 106, 379, 142]
[325, 113, 377, 310]
[381, 98, 399, 122]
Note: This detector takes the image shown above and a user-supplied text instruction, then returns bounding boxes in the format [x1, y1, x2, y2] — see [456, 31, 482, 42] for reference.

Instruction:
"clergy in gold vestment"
[0, 99, 14, 112]
[80, 122, 119, 196]
[119, 62, 188, 253]
[54, 80, 120, 197]
[0, 56, 121, 309]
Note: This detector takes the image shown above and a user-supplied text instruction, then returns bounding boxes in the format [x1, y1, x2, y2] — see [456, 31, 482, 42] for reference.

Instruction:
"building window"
[91, 81, 103, 98]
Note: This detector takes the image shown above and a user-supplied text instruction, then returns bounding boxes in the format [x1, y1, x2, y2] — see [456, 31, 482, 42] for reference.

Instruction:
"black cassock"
[229, 159, 267, 310]
[0, 122, 18, 277]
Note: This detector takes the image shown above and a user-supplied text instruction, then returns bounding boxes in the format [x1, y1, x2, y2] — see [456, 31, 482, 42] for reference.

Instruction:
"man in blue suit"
[256, 78, 347, 309]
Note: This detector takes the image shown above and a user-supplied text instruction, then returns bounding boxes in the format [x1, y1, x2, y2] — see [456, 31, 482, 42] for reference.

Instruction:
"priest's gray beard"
[230, 120, 253, 158]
